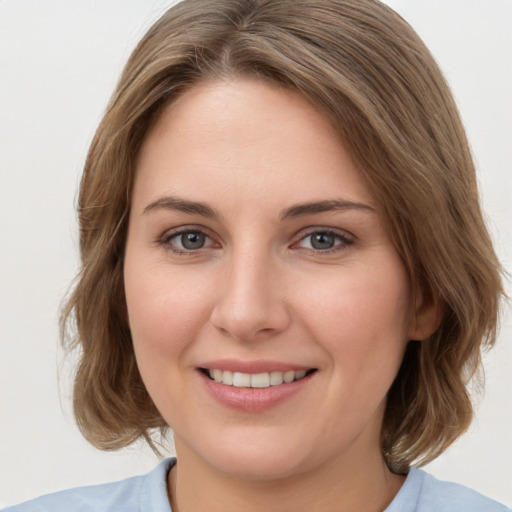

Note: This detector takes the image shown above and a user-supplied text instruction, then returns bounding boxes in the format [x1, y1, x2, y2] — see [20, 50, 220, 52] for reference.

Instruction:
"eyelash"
[158, 227, 354, 256]
[294, 229, 354, 254]
[159, 227, 218, 256]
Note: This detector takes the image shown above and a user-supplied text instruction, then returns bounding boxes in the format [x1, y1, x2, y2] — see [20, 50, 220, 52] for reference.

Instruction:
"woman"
[5, 0, 509, 510]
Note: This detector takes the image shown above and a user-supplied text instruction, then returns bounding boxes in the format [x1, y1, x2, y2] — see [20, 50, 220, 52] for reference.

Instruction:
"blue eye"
[309, 232, 337, 250]
[163, 229, 214, 252]
[178, 231, 206, 250]
[297, 230, 352, 252]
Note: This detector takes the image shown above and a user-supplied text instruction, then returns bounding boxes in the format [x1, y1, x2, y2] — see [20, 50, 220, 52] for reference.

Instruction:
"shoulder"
[418, 469, 510, 512]
[3, 458, 175, 512]
[386, 467, 511, 512]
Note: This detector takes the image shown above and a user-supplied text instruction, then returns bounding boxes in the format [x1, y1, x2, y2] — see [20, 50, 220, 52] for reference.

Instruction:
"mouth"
[200, 368, 317, 388]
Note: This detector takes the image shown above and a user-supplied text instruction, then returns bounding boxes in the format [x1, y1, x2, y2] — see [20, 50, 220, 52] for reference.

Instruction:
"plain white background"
[1, 0, 511, 508]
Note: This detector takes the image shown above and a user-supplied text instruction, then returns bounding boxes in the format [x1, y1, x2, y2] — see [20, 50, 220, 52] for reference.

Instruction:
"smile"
[198, 364, 318, 411]
[203, 368, 315, 388]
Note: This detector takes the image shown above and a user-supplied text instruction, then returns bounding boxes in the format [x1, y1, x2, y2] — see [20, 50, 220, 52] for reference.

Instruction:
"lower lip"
[200, 371, 315, 412]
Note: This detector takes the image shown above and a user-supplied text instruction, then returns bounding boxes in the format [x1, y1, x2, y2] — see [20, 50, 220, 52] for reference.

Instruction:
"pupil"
[311, 233, 335, 250]
[181, 232, 205, 249]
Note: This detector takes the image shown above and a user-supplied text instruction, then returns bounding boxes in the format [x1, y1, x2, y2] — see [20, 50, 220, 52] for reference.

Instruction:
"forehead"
[134, 78, 376, 212]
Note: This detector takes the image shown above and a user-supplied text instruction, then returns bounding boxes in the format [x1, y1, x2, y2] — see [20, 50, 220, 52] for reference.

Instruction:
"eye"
[177, 231, 207, 250]
[161, 229, 217, 253]
[295, 230, 353, 252]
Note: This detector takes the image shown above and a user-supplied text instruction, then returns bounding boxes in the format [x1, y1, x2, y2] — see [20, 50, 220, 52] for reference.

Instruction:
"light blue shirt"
[4, 458, 510, 511]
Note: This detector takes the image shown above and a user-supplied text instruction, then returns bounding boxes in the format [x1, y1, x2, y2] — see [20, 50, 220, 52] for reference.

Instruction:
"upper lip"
[198, 359, 315, 374]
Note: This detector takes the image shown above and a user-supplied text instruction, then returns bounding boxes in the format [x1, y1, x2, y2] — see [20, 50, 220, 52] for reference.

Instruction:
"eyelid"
[292, 227, 355, 252]
[157, 224, 354, 255]
[158, 225, 220, 253]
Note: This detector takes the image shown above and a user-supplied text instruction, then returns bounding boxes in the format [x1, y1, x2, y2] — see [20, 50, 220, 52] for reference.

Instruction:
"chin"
[176, 427, 317, 482]
[210, 449, 310, 482]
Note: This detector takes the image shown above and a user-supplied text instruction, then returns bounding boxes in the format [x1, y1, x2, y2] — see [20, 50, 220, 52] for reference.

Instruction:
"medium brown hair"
[61, 0, 504, 469]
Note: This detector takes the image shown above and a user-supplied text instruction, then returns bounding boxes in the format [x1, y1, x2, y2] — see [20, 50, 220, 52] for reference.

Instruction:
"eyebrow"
[142, 196, 375, 220]
[280, 199, 375, 220]
[143, 196, 222, 219]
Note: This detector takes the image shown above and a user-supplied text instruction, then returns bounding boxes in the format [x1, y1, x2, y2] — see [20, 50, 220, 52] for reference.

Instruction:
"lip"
[198, 358, 311, 374]
[197, 359, 317, 412]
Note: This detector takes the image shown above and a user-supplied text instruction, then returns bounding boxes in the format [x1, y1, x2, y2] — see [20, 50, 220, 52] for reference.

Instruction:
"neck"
[168, 442, 405, 512]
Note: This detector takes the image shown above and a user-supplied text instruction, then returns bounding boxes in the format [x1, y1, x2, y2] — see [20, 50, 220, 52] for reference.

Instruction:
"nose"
[209, 247, 291, 342]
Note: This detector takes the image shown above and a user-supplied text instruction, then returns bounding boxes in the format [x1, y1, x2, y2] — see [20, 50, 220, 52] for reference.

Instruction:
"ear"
[407, 286, 442, 341]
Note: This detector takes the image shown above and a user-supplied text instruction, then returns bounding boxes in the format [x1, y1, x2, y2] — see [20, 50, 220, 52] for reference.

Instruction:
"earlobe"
[408, 289, 443, 341]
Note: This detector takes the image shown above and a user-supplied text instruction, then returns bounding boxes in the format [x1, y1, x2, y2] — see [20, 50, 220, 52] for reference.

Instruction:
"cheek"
[124, 263, 213, 370]
[123, 262, 219, 423]
[299, 259, 411, 388]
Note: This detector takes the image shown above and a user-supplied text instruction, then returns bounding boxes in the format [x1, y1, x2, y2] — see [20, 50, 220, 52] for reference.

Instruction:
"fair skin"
[124, 78, 436, 512]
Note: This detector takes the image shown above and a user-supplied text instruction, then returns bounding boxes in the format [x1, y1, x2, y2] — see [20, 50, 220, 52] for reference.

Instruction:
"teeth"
[251, 373, 270, 388]
[295, 369, 306, 380]
[233, 372, 251, 387]
[270, 371, 284, 385]
[222, 370, 233, 385]
[283, 370, 295, 383]
[207, 369, 310, 388]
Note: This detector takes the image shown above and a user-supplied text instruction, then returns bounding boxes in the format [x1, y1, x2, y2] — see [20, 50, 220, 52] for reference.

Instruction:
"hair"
[61, 0, 504, 470]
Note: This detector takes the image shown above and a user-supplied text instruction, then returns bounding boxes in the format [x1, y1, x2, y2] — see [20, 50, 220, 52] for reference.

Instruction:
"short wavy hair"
[61, 0, 504, 470]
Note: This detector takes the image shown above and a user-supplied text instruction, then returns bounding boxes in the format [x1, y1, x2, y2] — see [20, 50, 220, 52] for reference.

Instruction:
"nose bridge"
[210, 238, 289, 340]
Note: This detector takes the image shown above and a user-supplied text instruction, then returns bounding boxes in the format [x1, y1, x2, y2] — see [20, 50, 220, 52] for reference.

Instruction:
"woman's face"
[124, 78, 426, 480]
